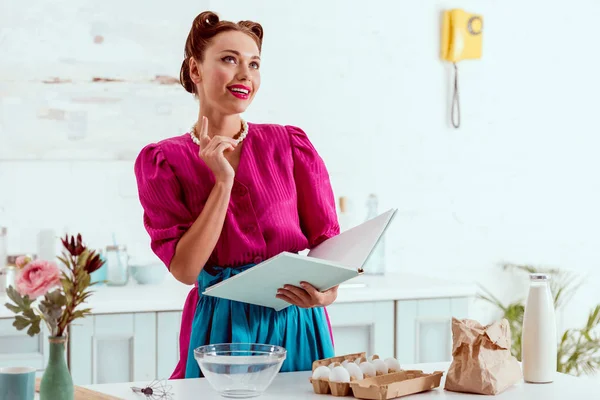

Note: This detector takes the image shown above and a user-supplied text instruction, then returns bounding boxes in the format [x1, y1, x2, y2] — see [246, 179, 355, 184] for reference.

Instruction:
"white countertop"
[77, 362, 598, 400]
[0, 272, 477, 318]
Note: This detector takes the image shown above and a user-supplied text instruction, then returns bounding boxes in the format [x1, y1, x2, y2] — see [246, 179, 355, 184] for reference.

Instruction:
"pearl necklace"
[190, 119, 248, 146]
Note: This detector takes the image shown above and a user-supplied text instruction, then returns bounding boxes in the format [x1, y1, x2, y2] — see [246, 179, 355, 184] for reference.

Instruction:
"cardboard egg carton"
[309, 352, 444, 399]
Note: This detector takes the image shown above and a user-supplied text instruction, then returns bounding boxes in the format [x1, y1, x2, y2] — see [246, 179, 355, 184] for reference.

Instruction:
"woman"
[134, 11, 340, 379]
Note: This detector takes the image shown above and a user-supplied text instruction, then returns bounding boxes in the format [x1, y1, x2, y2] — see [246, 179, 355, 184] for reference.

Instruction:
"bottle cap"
[529, 273, 551, 281]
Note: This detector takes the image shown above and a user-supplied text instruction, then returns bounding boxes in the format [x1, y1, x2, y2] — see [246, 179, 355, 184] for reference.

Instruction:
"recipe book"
[202, 208, 398, 311]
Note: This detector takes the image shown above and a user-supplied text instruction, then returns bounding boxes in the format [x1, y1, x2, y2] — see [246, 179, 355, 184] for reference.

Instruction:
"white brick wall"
[2, 0, 600, 330]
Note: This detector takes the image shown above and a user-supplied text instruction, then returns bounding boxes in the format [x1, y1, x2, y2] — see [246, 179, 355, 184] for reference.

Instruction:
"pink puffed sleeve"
[287, 125, 340, 248]
[134, 144, 193, 269]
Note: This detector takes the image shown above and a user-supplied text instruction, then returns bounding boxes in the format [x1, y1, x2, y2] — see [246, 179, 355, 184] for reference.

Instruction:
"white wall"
[2, 0, 600, 331]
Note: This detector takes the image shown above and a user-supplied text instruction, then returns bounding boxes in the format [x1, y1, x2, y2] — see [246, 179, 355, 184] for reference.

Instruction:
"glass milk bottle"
[521, 273, 557, 383]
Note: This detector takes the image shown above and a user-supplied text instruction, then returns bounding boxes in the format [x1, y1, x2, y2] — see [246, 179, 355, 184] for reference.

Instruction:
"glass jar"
[1, 255, 21, 294]
[0, 266, 17, 294]
[105, 245, 129, 286]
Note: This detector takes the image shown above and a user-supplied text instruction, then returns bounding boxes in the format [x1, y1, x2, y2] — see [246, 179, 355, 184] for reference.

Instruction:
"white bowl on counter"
[130, 263, 166, 285]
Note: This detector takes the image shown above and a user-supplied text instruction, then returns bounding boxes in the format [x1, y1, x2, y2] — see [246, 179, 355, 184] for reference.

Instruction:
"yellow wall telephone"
[441, 9, 483, 128]
[441, 9, 483, 62]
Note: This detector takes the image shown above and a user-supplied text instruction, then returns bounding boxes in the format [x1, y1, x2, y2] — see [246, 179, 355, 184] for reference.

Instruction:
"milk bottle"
[521, 273, 557, 383]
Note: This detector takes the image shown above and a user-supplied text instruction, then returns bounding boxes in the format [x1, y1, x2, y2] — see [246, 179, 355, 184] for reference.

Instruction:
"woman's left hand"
[276, 282, 338, 308]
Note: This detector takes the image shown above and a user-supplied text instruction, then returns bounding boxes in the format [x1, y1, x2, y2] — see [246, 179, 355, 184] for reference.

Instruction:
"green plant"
[478, 263, 600, 376]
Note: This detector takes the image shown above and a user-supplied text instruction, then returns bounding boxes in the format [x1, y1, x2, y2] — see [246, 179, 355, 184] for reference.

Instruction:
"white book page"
[307, 208, 397, 270]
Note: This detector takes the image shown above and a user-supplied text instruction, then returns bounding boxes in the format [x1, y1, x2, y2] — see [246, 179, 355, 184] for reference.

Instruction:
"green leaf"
[560, 329, 570, 344]
[13, 316, 30, 330]
[80, 289, 94, 299]
[4, 302, 21, 313]
[21, 294, 34, 309]
[22, 308, 36, 320]
[585, 305, 600, 330]
[65, 291, 73, 305]
[57, 255, 70, 269]
[6, 286, 25, 309]
[26, 319, 41, 336]
[76, 251, 92, 275]
[45, 289, 67, 307]
[70, 309, 92, 321]
[61, 272, 72, 285]
[81, 272, 91, 290]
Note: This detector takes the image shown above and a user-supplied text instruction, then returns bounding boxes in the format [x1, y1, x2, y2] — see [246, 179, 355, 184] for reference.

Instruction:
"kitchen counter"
[75, 362, 598, 399]
[0, 271, 477, 318]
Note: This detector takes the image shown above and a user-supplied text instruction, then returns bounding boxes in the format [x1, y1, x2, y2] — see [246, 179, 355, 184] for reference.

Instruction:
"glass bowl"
[194, 343, 287, 398]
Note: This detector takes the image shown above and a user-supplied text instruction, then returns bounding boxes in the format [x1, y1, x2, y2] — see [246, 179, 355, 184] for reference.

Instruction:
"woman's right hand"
[197, 116, 238, 184]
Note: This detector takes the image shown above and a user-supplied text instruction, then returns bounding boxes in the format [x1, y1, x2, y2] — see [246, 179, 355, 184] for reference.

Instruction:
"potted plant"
[3, 234, 104, 400]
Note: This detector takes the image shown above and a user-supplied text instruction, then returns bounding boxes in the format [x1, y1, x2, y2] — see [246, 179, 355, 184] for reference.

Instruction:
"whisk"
[131, 379, 173, 399]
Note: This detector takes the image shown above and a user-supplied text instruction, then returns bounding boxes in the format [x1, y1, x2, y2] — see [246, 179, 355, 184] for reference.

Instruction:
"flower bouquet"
[4, 233, 104, 400]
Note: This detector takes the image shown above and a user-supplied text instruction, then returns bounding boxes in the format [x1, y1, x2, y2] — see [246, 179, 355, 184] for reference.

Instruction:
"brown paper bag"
[444, 317, 522, 395]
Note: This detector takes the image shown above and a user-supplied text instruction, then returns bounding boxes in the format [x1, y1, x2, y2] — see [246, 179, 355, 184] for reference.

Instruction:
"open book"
[202, 208, 398, 311]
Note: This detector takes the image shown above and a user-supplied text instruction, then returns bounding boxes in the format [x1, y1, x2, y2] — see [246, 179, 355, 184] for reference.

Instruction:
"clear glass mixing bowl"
[194, 343, 287, 398]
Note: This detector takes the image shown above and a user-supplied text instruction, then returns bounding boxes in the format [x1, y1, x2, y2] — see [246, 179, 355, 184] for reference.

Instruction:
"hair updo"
[179, 11, 264, 94]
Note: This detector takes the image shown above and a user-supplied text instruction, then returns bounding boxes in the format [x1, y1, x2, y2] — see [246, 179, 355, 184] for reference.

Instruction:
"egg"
[367, 354, 380, 362]
[354, 356, 367, 365]
[330, 366, 351, 383]
[341, 360, 351, 368]
[384, 357, 401, 372]
[312, 365, 331, 380]
[359, 361, 376, 377]
[371, 358, 388, 374]
[328, 361, 341, 370]
[344, 362, 364, 380]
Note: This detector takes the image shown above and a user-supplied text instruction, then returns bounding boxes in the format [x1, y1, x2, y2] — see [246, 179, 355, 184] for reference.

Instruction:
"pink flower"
[15, 255, 32, 269]
[16, 260, 62, 298]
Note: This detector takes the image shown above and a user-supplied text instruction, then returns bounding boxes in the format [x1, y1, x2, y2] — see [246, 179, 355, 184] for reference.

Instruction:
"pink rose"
[16, 260, 62, 298]
[15, 255, 32, 269]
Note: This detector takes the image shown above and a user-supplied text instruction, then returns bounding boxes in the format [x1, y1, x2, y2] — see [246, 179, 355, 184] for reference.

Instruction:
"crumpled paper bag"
[444, 317, 522, 395]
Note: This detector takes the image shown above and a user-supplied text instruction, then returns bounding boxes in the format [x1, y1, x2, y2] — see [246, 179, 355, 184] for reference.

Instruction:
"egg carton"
[309, 352, 444, 399]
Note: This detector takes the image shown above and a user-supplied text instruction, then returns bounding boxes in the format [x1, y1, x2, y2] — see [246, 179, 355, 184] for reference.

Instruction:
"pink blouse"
[135, 123, 340, 378]
[134, 123, 340, 269]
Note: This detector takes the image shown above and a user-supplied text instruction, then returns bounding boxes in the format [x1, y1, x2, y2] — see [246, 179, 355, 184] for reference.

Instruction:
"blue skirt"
[184, 264, 335, 378]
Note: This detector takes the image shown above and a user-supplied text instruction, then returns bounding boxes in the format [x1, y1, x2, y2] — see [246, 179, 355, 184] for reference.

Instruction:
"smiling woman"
[134, 11, 341, 380]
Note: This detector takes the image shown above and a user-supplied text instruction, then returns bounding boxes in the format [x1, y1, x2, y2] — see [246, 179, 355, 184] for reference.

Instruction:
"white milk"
[521, 274, 557, 383]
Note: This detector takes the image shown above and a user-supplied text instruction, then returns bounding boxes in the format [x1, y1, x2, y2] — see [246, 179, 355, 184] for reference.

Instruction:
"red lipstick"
[228, 84, 251, 100]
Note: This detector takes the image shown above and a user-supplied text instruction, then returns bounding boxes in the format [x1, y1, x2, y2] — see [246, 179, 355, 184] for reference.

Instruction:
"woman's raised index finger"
[201, 116, 209, 139]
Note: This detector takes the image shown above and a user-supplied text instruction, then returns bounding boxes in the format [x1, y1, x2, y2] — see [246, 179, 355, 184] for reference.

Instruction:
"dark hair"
[180, 11, 264, 94]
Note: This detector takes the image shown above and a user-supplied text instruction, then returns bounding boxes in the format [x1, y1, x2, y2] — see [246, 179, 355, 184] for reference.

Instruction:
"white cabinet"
[70, 313, 157, 385]
[395, 297, 469, 364]
[156, 311, 182, 380]
[0, 296, 472, 385]
[0, 319, 49, 376]
[326, 301, 395, 358]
